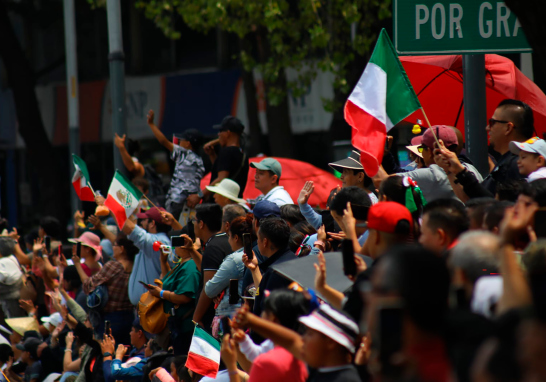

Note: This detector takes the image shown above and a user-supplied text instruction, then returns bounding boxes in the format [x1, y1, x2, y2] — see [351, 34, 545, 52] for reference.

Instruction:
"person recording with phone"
[142, 234, 200, 355]
[204, 214, 255, 337]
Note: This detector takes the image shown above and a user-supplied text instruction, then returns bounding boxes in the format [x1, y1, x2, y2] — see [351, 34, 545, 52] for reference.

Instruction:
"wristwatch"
[103, 352, 112, 357]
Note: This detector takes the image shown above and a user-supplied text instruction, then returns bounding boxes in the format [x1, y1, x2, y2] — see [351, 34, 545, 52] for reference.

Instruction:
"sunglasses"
[488, 118, 509, 127]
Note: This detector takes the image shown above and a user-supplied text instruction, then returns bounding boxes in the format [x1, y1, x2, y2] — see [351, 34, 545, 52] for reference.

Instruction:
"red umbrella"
[200, 157, 341, 209]
[399, 54, 546, 138]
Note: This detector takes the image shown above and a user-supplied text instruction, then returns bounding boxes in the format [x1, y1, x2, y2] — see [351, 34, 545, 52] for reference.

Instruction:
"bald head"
[450, 231, 500, 284]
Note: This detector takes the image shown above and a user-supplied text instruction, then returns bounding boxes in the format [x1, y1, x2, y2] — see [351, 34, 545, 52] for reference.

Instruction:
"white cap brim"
[205, 185, 247, 204]
[406, 145, 423, 158]
[299, 315, 355, 353]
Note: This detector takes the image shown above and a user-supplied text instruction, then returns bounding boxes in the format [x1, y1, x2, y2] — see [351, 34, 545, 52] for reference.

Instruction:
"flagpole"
[143, 194, 160, 210]
[1, 368, 11, 382]
[87, 182, 97, 198]
[420, 107, 441, 146]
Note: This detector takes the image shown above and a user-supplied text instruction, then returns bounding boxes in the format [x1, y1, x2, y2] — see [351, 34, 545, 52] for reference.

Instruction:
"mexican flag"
[185, 327, 221, 378]
[72, 154, 95, 202]
[104, 170, 143, 229]
[344, 29, 421, 177]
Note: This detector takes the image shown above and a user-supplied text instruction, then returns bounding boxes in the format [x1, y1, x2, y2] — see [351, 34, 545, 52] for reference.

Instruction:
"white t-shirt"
[259, 186, 294, 207]
[0, 255, 22, 286]
[200, 370, 230, 382]
[528, 167, 546, 182]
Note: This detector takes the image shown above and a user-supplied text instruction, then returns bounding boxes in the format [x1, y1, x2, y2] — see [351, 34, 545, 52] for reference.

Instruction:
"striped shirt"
[83, 260, 132, 313]
[166, 145, 205, 205]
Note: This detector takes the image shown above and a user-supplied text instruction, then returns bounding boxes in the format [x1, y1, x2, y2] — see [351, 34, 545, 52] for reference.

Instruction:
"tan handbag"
[137, 279, 169, 334]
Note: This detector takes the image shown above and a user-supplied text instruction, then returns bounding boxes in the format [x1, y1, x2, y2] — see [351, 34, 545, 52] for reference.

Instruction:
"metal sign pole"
[462, 54, 489, 178]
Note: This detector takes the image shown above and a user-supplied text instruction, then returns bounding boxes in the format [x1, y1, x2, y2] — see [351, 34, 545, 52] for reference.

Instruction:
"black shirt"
[481, 151, 523, 194]
[199, 233, 232, 329]
[253, 247, 296, 317]
[308, 365, 362, 382]
[210, 146, 249, 197]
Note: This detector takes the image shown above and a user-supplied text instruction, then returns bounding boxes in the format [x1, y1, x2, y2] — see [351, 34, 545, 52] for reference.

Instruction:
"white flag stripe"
[189, 336, 221, 364]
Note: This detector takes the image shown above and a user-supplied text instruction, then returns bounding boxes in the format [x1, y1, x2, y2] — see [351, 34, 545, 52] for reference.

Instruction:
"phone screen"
[243, 233, 253, 261]
[221, 316, 231, 335]
[76, 242, 82, 258]
[229, 279, 239, 304]
[535, 210, 546, 239]
[139, 281, 149, 288]
[104, 320, 111, 336]
[44, 236, 51, 253]
[341, 239, 357, 277]
[171, 236, 186, 247]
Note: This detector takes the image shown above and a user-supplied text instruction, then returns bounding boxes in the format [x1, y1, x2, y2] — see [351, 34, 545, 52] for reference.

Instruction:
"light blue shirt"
[127, 225, 171, 305]
[299, 202, 323, 230]
[204, 248, 245, 316]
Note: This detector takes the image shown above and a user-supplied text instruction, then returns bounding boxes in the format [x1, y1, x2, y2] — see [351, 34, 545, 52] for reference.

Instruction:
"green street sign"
[394, 0, 532, 55]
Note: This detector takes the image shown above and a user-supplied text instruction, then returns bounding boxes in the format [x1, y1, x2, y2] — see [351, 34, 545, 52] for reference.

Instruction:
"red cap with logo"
[137, 207, 166, 224]
[366, 202, 413, 234]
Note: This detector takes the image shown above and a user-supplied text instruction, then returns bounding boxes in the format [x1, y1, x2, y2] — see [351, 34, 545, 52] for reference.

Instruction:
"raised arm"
[147, 110, 174, 152]
[114, 134, 145, 177]
[88, 215, 116, 244]
[314, 251, 344, 309]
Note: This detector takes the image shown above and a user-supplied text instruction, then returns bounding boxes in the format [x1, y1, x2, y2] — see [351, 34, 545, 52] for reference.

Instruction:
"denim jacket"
[204, 248, 245, 316]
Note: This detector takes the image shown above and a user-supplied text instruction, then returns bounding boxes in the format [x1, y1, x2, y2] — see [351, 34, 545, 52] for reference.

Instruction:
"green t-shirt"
[161, 259, 200, 332]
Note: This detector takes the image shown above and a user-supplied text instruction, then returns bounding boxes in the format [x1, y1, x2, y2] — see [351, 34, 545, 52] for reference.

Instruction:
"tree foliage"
[128, 0, 391, 110]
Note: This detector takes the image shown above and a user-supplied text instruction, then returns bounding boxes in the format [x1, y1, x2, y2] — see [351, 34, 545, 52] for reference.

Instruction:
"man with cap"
[250, 158, 294, 207]
[328, 150, 378, 204]
[377, 125, 482, 203]
[205, 178, 249, 210]
[509, 137, 546, 181]
[199, 116, 249, 204]
[146, 109, 205, 218]
[15, 337, 43, 382]
[116, 206, 172, 306]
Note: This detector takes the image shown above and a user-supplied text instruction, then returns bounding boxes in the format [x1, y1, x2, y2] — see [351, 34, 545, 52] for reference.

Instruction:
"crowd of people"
[0, 98, 545, 382]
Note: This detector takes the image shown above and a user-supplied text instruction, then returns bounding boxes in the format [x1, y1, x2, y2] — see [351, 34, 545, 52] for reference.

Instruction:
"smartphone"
[243, 233, 253, 261]
[76, 242, 82, 259]
[534, 210, 546, 239]
[171, 236, 186, 247]
[341, 239, 357, 277]
[229, 279, 239, 304]
[104, 320, 111, 336]
[44, 236, 51, 253]
[378, 307, 404, 376]
[138, 281, 150, 288]
[221, 316, 231, 335]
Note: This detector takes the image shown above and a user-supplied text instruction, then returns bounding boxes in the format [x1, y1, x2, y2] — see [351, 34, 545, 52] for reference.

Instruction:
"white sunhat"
[509, 137, 546, 158]
[41, 312, 63, 332]
[206, 179, 247, 204]
[406, 145, 423, 159]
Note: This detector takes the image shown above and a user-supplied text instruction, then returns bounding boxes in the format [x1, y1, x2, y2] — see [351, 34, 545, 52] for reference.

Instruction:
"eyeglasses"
[488, 118, 509, 127]
[190, 217, 200, 224]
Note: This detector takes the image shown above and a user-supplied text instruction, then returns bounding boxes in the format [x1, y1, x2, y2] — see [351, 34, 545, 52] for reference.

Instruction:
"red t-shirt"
[248, 346, 308, 382]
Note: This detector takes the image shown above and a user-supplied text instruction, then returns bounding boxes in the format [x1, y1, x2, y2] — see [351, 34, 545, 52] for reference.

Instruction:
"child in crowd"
[510, 137, 546, 181]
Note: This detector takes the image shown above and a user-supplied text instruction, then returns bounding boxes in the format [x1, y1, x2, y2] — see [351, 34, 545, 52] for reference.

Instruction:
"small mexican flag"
[345, 28, 421, 177]
[104, 170, 143, 229]
[185, 327, 221, 378]
[72, 154, 95, 202]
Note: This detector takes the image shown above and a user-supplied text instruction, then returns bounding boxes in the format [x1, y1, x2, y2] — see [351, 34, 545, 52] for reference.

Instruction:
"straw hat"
[6, 317, 40, 336]
[206, 179, 247, 204]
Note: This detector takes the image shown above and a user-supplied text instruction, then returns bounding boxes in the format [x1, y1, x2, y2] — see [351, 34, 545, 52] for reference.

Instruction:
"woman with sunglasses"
[204, 214, 255, 338]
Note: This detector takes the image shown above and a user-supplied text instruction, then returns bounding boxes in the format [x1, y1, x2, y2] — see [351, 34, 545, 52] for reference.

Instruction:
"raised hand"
[317, 224, 327, 242]
[232, 304, 250, 329]
[220, 334, 238, 370]
[18, 300, 36, 314]
[88, 215, 102, 230]
[65, 331, 74, 348]
[298, 181, 315, 205]
[114, 133, 126, 149]
[314, 251, 327, 290]
[499, 202, 539, 245]
[160, 211, 176, 226]
[32, 238, 44, 254]
[433, 139, 464, 174]
[71, 245, 81, 265]
[342, 202, 357, 241]
[147, 109, 155, 126]
[242, 253, 258, 272]
[8, 228, 19, 241]
[115, 344, 127, 360]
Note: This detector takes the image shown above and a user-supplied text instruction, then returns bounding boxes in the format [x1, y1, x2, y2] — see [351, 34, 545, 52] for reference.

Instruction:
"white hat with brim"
[5, 317, 40, 337]
[406, 145, 423, 159]
[41, 312, 63, 332]
[206, 179, 247, 205]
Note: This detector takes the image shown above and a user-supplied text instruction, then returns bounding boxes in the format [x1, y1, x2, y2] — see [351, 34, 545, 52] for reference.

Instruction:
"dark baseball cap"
[16, 337, 43, 359]
[253, 200, 281, 220]
[136, 207, 167, 224]
[422, 125, 458, 149]
[179, 129, 204, 149]
[214, 116, 244, 135]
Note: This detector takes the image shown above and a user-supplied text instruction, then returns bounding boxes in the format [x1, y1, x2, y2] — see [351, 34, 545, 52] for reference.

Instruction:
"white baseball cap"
[509, 137, 546, 158]
[41, 312, 63, 332]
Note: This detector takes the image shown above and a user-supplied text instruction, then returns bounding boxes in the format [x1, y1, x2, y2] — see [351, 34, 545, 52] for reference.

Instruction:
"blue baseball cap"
[253, 200, 281, 220]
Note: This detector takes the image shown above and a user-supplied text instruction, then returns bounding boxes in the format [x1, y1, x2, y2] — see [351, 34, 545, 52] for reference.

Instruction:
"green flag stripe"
[369, 29, 421, 125]
[72, 154, 91, 181]
[194, 327, 221, 351]
[113, 170, 144, 200]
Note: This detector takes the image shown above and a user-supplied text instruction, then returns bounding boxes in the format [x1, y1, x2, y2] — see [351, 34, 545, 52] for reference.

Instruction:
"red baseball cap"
[365, 202, 413, 234]
[136, 207, 166, 224]
[421, 125, 458, 149]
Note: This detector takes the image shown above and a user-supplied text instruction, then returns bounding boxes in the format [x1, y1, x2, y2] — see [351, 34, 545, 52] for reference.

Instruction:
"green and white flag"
[185, 327, 221, 378]
[72, 154, 95, 202]
[104, 170, 143, 229]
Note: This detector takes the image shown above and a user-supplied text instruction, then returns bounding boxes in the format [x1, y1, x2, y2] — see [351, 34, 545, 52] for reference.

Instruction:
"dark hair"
[63, 265, 82, 291]
[132, 177, 150, 193]
[531, 179, 546, 207]
[379, 175, 425, 223]
[40, 216, 62, 239]
[263, 289, 310, 331]
[148, 339, 162, 354]
[498, 99, 535, 139]
[171, 355, 190, 381]
[288, 222, 317, 255]
[0, 218, 8, 233]
[196, 203, 223, 232]
[423, 199, 469, 240]
[496, 179, 530, 202]
[465, 197, 497, 209]
[229, 214, 256, 242]
[329, 186, 371, 220]
[127, 138, 141, 157]
[116, 233, 139, 262]
[222, 204, 246, 224]
[155, 222, 172, 234]
[377, 245, 450, 333]
[258, 217, 290, 250]
[280, 204, 305, 226]
[24, 228, 39, 246]
[0, 344, 13, 363]
[483, 201, 514, 231]
[292, 221, 317, 236]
